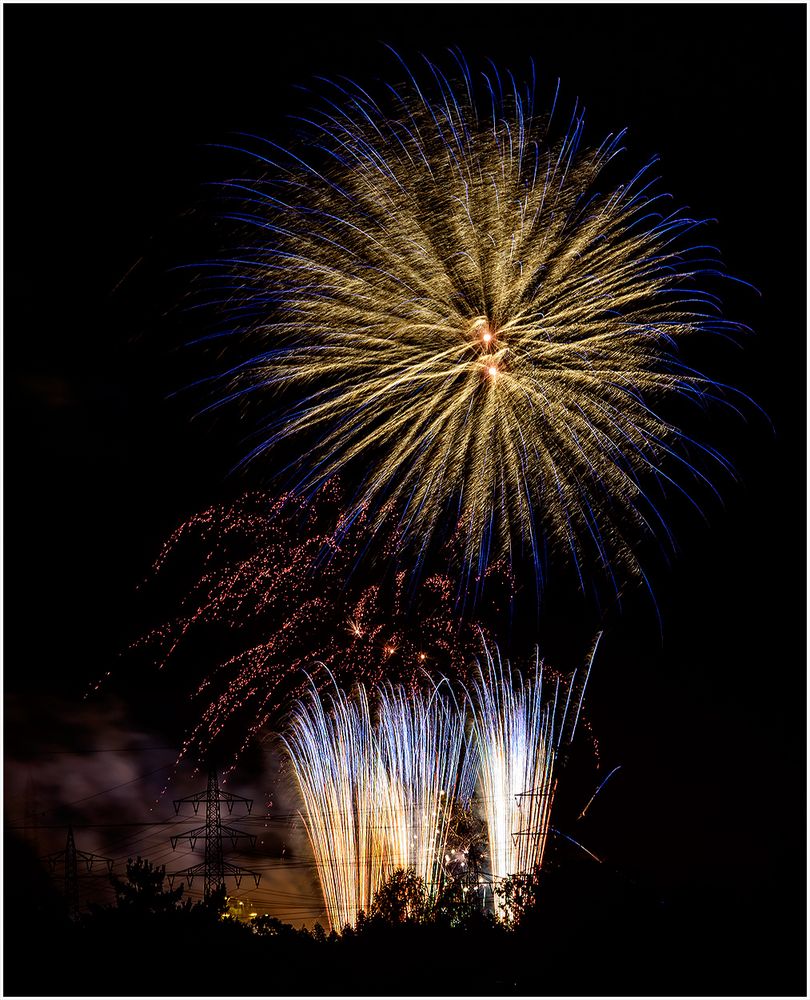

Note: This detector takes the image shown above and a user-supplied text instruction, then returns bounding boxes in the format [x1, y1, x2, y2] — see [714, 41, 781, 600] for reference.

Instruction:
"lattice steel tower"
[169, 769, 260, 899]
[43, 826, 113, 918]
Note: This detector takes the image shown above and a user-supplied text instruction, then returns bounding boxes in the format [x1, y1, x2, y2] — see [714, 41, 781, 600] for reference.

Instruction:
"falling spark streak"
[466, 637, 596, 915]
[551, 826, 603, 864]
[577, 764, 622, 821]
[282, 673, 473, 931]
[198, 54, 751, 595]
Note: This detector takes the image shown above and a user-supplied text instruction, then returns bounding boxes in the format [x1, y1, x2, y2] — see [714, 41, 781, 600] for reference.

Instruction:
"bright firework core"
[471, 317, 495, 347]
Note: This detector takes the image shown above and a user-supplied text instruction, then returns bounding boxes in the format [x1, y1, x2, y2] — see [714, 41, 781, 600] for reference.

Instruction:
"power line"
[19, 746, 178, 756]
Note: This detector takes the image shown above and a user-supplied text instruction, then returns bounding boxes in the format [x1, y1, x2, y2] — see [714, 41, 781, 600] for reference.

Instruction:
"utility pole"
[43, 826, 113, 918]
[168, 769, 260, 899]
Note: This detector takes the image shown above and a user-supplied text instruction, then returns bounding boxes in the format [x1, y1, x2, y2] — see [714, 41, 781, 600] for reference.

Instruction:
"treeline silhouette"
[4, 836, 803, 997]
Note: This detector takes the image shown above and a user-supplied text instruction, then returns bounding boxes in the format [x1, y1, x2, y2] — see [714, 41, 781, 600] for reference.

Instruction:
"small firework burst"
[132, 481, 506, 764]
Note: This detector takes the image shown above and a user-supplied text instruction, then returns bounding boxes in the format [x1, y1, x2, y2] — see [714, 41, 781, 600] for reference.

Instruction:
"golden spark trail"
[283, 640, 596, 930]
[467, 636, 597, 917]
[282, 674, 473, 931]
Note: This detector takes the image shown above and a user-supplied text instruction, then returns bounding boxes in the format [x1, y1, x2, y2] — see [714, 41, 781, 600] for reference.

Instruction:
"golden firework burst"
[207, 54, 745, 592]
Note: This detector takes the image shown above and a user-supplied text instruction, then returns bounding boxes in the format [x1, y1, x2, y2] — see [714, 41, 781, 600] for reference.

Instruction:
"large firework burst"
[199, 52, 746, 594]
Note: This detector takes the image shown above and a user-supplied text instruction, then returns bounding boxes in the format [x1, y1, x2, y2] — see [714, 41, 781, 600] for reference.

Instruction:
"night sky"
[5, 3, 806, 978]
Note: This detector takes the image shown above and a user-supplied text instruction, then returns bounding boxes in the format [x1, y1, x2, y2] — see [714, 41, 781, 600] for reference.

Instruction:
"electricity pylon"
[43, 825, 113, 918]
[168, 769, 260, 899]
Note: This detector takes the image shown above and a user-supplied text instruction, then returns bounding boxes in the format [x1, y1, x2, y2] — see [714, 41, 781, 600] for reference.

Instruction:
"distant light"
[487, 365, 498, 377]
[482, 331, 492, 344]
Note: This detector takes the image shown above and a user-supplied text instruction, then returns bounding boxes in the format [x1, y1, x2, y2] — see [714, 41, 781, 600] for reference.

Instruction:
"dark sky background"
[4, 2, 806, 962]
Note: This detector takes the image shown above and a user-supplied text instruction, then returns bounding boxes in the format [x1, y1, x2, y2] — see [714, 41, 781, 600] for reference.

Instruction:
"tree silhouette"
[109, 857, 185, 915]
[368, 868, 429, 925]
[497, 863, 544, 927]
